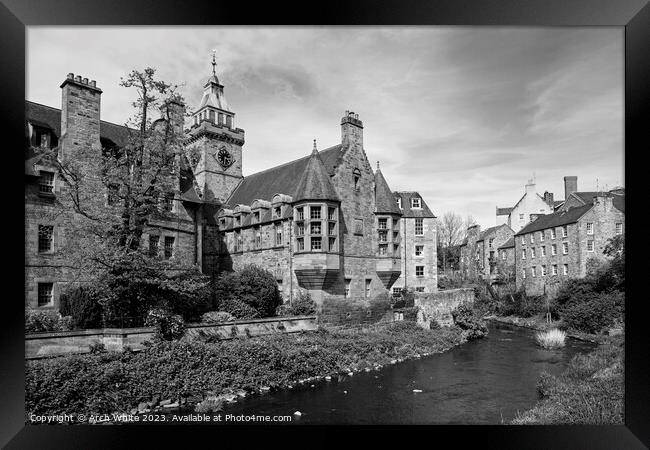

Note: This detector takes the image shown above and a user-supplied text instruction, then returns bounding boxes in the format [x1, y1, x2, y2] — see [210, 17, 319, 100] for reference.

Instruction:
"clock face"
[215, 147, 234, 169]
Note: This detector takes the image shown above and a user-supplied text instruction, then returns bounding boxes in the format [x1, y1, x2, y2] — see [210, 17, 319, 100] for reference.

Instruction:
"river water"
[170, 322, 597, 425]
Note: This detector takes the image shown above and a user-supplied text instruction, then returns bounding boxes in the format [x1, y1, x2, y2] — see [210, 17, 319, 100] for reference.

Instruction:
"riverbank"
[26, 321, 467, 419]
[511, 335, 624, 424]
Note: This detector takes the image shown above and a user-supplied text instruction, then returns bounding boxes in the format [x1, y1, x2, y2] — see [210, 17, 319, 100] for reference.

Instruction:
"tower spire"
[211, 49, 217, 76]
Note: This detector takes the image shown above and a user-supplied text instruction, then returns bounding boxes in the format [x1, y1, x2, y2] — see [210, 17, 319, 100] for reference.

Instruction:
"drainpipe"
[289, 214, 293, 306]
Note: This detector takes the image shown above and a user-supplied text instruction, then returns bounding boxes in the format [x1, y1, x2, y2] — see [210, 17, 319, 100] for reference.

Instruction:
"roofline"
[513, 205, 593, 236]
[26, 99, 134, 132]
[236, 144, 341, 181]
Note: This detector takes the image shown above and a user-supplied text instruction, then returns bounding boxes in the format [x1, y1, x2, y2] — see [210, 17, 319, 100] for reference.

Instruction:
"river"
[164, 322, 597, 425]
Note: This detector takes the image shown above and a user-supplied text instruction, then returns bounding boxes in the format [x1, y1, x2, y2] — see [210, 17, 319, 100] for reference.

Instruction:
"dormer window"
[397, 198, 402, 209]
[39, 171, 55, 195]
[411, 197, 421, 209]
[274, 206, 282, 218]
[353, 168, 361, 191]
[254, 211, 260, 223]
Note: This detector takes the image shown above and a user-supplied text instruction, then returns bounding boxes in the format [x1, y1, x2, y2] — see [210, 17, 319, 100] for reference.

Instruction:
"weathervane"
[211, 49, 217, 76]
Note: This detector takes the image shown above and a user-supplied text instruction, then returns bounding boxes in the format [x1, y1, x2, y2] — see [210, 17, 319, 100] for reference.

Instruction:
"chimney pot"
[82, 77, 88, 84]
[90, 80, 96, 87]
[67, 73, 74, 79]
[74, 75, 81, 83]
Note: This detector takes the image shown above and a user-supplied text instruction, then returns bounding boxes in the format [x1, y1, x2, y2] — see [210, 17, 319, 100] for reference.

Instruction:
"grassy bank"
[26, 321, 465, 418]
[512, 336, 624, 424]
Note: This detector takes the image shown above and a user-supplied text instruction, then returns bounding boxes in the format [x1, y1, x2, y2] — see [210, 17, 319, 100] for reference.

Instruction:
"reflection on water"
[176, 322, 597, 425]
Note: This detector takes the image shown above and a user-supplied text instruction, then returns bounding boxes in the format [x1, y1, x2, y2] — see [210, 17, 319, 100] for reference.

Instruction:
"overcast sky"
[27, 27, 623, 228]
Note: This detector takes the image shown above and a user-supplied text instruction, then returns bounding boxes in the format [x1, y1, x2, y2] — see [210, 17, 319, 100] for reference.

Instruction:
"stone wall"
[414, 288, 475, 328]
[319, 295, 393, 326]
[25, 315, 318, 359]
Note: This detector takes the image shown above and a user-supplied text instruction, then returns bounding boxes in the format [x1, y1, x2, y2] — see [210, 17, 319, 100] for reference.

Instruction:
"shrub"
[535, 328, 566, 349]
[59, 286, 103, 330]
[451, 303, 487, 340]
[497, 289, 542, 318]
[201, 311, 235, 324]
[214, 265, 282, 318]
[561, 291, 624, 334]
[25, 309, 71, 333]
[144, 308, 185, 341]
[290, 291, 318, 315]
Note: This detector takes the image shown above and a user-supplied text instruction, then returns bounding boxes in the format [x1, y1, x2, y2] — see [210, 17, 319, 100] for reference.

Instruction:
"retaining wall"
[415, 288, 475, 328]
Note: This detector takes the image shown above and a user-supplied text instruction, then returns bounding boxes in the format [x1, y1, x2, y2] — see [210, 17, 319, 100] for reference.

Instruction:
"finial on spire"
[377, 161, 380, 170]
[211, 49, 217, 76]
[313, 139, 317, 154]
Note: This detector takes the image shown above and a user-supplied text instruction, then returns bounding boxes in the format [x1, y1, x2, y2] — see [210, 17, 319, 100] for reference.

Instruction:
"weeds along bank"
[512, 336, 624, 424]
[25, 321, 475, 418]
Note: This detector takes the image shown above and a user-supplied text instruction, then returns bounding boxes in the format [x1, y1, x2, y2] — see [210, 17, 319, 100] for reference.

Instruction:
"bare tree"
[437, 211, 465, 273]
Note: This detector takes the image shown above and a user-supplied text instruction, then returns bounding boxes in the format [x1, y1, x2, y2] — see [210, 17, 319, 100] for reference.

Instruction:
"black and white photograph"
[6, 1, 644, 440]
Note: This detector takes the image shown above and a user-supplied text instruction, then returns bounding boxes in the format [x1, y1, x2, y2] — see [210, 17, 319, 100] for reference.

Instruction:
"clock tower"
[186, 52, 244, 203]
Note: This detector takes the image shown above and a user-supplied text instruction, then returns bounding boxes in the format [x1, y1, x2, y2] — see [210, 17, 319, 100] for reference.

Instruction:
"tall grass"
[535, 328, 566, 349]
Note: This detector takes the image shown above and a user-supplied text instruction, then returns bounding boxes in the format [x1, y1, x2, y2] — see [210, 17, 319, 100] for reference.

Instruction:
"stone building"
[459, 224, 514, 282]
[391, 192, 437, 296]
[496, 236, 516, 281]
[514, 192, 624, 297]
[496, 179, 561, 233]
[25, 66, 438, 309]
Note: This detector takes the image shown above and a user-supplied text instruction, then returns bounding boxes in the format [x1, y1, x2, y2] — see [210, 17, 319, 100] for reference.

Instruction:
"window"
[234, 232, 241, 252]
[310, 222, 321, 235]
[38, 225, 53, 253]
[218, 113, 224, 125]
[107, 184, 119, 205]
[296, 207, 304, 220]
[541, 265, 547, 276]
[235, 216, 241, 226]
[328, 222, 336, 235]
[562, 242, 569, 255]
[415, 245, 423, 256]
[365, 279, 371, 297]
[378, 230, 388, 243]
[345, 279, 351, 298]
[552, 264, 558, 276]
[616, 223, 623, 235]
[521, 236, 525, 246]
[253, 211, 260, 223]
[540, 231, 545, 242]
[415, 218, 423, 236]
[541, 246, 546, 257]
[392, 287, 402, 298]
[275, 226, 282, 246]
[531, 266, 536, 277]
[297, 237, 304, 251]
[378, 218, 387, 229]
[161, 194, 173, 212]
[552, 244, 557, 256]
[353, 168, 361, 191]
[530, 234, 534, 244]
[563, 264, 569, 275]
[562, 226, 568, 238]
[488, 238, 494, 249]
[521, 250, 526, 260]
[274, 206, 281, 218]
[149, 235, 159, 257]
[38, 283, 53, 307]
[329, 237, 337, 251]
[587, 240, 594, 252]
[397, 198, 402, 209]
[519, 214, 524, 220]
[379, 244, 387, 256]
[411, 197, 421, 209]
[311, 237, 322, 251]
[310, 206, 321, 219]
[586, 223, 593, 235]
[531, 248, 536, 259]
[39, 171, 55, 194]
[502, 250, 506, 260]
[328, 207, 336, 221]
[226, 116, 233, 128]
[415, 266, 424, 277]
[522, 269, 526, 279]
[297, 223, 305, 236]
[551, 228, 556, 239]
[164, 236, 175, 259]
[415, 287, 425, 292]
[237, 234, 243, 252]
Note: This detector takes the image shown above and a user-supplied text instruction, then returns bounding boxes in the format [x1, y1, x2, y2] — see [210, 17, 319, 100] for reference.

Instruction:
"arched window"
[353, 168, 361, 191]
[209, 110, 215, 123]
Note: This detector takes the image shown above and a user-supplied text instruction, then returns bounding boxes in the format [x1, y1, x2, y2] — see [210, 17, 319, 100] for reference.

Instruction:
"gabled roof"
[226, 145, 343, 206]
[476, 224, 511, 242]
[293, 146, 341, 203]
[26, 101, 132, 147]
[375, 168, 401, 215]
[498, 236, 515, 249]
[393, 191, 436, 218]
[515, 204, 592, 236]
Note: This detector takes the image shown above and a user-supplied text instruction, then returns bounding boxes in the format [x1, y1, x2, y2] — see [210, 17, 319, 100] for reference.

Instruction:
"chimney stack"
[341, 110, 363, 150]
[564, 176, 578, 201]
[60, 73, 102, 162]
[543, 191, 554, 207]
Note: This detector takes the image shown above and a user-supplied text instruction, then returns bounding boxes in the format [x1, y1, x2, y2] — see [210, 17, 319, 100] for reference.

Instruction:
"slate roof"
[226, 145, 343, 206]
[393, 192, 436, 218]
[571, 192, 625, 213]
[498, 236, 515, 249]
[476, 224, 511, 242]
[26, 101, 132, 147]
[375, 168, 401, 215]
[515, 204, 593, 236]
[292, 146, 341, 203]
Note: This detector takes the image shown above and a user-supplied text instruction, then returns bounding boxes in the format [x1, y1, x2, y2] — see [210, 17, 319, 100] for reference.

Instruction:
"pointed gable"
[293, 144, 341, 202]
[374, 167, 401, 214]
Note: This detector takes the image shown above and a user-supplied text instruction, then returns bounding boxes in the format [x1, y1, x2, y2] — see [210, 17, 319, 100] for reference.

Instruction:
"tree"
[437, 211, 465, 273]
[41, 67, 210, 325]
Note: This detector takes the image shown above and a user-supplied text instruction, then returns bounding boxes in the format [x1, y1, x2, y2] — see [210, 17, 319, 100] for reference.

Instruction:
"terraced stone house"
[25, 66, 438, 309]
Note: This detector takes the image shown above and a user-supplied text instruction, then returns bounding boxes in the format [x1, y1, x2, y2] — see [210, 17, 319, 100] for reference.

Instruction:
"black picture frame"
[2, 0, 647, 447]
